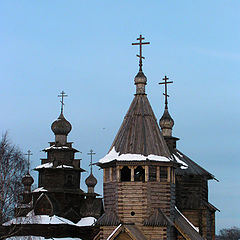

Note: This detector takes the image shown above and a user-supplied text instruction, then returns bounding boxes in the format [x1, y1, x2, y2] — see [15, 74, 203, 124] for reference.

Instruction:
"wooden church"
[1, 35, 218, 240]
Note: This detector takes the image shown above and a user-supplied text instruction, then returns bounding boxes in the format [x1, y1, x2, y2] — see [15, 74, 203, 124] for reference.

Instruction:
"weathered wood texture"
[141, 226, 167, 240]
[176, 175, 208, 209]
[108, 94, 171, 157]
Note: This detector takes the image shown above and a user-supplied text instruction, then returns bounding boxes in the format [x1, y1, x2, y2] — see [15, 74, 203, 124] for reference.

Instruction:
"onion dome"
[160, 109, 174, 137]
[85, 173, 97, 188]
[85, 173, 97, 194]
[22, 173, 34, 186]
[51, 113, 72, 136]
[134, 71, 147, 95]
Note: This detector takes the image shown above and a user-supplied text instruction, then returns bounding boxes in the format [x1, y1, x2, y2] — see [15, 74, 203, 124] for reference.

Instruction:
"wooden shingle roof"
[174, 207, 205, 240]
[109, 93, 171, 158]
[174, 149, 215, 179]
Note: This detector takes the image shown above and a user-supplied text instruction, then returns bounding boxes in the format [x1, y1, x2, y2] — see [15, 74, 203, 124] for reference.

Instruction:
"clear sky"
[0, 0, 239, 232]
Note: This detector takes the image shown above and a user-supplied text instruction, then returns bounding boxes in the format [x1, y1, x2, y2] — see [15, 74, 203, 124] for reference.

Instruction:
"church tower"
[96, 35, 179, 240]
[33, 91, 86, 221]
[159, 77, 218, 240]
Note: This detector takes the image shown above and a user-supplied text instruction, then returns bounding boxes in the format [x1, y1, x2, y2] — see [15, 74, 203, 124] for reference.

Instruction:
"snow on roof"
[33, 187, 48, 193]
[44, 146, 70, 151]
[6, 237, 82, 240]
[107, 224, 122, 240]
[173, 154, 188, 169]
[35, 163, 73, 170]
[175, 207, 199, 232]
[3, 215, 96, 227]
[76, 217, 96, 226]
[3, 215, 75, 226]
[99, 147, 171, 164]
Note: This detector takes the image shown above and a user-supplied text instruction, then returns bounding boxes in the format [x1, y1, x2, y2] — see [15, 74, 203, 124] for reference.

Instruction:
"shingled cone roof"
[108, 70, 171, 158]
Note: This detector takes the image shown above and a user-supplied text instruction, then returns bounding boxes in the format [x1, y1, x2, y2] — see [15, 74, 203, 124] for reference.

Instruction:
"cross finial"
[58, 91, 68, 114]
[159, 75, 173, 109]
[87, 149, 96, 174]
[132, 34, 150, 71]
[25, 150, 33, 173]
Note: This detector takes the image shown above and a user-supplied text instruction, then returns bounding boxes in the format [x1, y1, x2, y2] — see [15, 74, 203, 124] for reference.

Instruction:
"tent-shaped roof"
[110, 94, 171, 158]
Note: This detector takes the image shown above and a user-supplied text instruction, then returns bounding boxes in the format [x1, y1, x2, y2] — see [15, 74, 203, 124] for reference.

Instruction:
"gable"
[107, 224, 147, 240]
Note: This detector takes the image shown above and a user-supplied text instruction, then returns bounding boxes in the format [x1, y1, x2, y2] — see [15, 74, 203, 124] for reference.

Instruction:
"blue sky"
[0, 1, 239, 232]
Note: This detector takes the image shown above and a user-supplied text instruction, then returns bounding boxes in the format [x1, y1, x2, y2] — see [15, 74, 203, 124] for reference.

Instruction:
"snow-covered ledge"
[99, 147, 172, 164]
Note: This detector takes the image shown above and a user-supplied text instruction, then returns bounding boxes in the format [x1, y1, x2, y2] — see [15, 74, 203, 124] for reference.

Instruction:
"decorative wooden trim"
[116, 166, 120, 182]
[110, 167, 113, 182]
[157, 166, 160, 182]
[167, 167, 171, 182]
[145, 166, 149, 182]
[130, 167, 134, 182]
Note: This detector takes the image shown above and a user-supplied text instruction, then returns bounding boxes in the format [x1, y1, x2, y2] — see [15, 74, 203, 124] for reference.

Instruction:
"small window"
[65, 174, 74, 187]
[121, 166, 131, 182]
[134, 166, 145, 182]
[160, 167, 168, 182]
[149, 166, 157, 181]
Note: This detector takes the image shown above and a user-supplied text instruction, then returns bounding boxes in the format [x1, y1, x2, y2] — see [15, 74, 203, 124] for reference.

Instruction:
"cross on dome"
[87, 149, 96, 174]
[159, 75, 173, 110]
[58, 91, 68, 114]
[132, 34, 150, 71]
[25, 150, 33, 173]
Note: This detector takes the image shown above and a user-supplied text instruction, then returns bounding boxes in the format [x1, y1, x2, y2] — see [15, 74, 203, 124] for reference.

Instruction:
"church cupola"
[132, 35, 149, 95]
[159, 108, 174, 137]
[51, 91, 72, 145]
[85, 149, 97, 194]
[159, 75, 174, 137]
[22, 173, 34, 192]
[134, 70, 147, 95]
[20, 150, 34, 206]
[159, 76, 180, 152]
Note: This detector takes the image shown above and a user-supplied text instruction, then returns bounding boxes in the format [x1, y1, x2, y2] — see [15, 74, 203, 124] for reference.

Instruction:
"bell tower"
[96, 35, 179, 240]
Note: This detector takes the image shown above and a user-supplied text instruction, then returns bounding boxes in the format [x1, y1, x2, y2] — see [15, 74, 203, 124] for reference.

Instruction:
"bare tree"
[216, 226, 240, 240]
[0, 132, 28, 225]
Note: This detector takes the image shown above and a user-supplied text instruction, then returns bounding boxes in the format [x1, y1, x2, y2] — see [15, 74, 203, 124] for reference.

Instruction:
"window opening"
[134, 166, 145, 182]
[120, 166, 131, 182]
[160, 167, 168, 182]
[149, 166, 157, 181]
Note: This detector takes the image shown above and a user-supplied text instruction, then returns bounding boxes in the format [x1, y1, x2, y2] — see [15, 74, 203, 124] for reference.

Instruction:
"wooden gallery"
[1, 35, 218, 240]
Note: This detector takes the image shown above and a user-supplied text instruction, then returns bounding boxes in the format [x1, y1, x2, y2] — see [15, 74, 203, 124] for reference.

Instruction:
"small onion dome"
[51, 113, 72, 136]
[160, 109, 174, 130]
[85, 173, 97, 188]
[22, 173, 34, 186]
[134, 71, 147, 85]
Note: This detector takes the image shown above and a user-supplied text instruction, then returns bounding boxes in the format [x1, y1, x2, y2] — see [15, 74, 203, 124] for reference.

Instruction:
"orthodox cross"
[25, 150, 33, 173]
[132, 34, 150, 71]
[159, 75, 173, 109]
[87, 149, 96, 174]
[58, 91, 68, 114]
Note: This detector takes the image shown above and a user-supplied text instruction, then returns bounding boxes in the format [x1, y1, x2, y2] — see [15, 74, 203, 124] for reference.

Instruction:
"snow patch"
[3, 215, 75, 226]
[175, 207, 199, 232]
[35, 162, 53, 169]
[35, 163, 73, 169]
[173, 154, 188, 169]
[99, 147, 171, 164]
[107, 224, 122, 240]
[44, 146, 70, 150]
[6, 237, 82, 240]
[3, 215, 96, 227]
[76, 217, 96, 226]
[33, 187, 48, 192]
